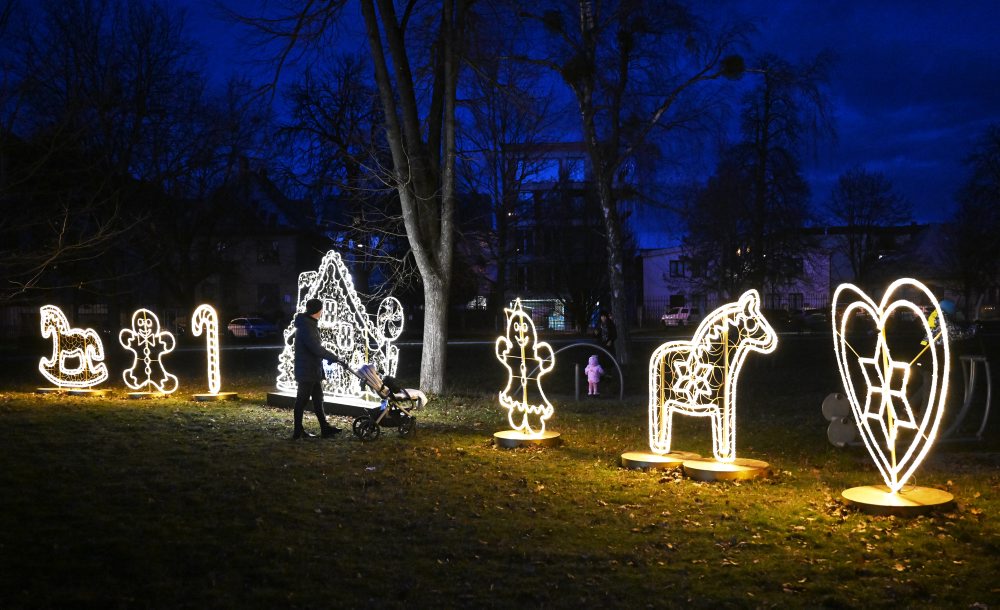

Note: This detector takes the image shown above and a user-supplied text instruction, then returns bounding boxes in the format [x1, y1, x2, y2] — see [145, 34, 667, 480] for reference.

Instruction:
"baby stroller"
[350, 364, 428, 441]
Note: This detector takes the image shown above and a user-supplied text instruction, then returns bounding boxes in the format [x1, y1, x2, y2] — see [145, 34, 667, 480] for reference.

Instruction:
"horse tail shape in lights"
[38, 305, 109, 388]
[191, 304, 221, 395]
[495, 299, 555, 436]
[648, 290, 777, 462]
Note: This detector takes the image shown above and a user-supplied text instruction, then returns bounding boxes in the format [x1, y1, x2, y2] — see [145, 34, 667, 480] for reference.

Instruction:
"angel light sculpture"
[644, 290, 777, 479]
[494, 299, 560, 447]
[37, 305, 109, 392]
[831, 278, 954, 514]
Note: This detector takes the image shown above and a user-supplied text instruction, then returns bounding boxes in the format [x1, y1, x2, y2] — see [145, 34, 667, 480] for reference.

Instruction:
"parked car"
[227, 317, 279, 339]
[661, 306, 701, 327]
[795, 307, 828, 330]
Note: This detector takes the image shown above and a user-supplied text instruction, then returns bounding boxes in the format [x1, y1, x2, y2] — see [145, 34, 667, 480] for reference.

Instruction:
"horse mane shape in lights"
[495, 298, 555, 436]
[274, 250, 403, 407]
[648, 290, 777, 462]
[191, 304, 222, 395]
[119, 308, 178, 394]
[38, 305, 109, 388]
[831, 278, 950, 494]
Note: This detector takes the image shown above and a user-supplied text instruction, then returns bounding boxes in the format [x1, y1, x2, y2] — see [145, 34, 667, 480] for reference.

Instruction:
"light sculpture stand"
[638, 290, 777, 480]
[268, 250, 404, 416]
[832, 278, 954, 515]
[119, 308, 178, 398]
[37, 305, 110, 396]
[190, 304, 237, 401]
[494, 299, 561, 448]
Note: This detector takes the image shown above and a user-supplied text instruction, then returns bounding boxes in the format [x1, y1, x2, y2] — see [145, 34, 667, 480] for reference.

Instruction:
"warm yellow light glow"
[831, 278, 950, 493]
[274, 250, 403, 407]
[38, 305, 108, 388]
[648, 290, 777, 462]
[496, 298, 555, 436]
[191, 304, 221, 394]
[119, 308, 178, 394]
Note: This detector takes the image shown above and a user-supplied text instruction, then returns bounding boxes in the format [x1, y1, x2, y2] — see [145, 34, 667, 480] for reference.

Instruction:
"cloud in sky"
[727, 0, 1000, 222]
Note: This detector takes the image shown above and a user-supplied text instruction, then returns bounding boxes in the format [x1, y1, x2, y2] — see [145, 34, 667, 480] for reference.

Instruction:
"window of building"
[787, 257, 804, 276]
[564, 157, 585, 182]
[257, 283, 279, 309]
[257, 240, 280, 264]
[669, 260, 687, 278]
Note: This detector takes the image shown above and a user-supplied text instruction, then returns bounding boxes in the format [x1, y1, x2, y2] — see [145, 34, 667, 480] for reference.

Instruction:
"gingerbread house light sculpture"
[267, 250, 404, 413]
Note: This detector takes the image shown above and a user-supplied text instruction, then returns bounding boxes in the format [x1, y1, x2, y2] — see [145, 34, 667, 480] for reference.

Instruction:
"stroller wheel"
[398, 415, 415, 438]
[353, 416, 380, 441]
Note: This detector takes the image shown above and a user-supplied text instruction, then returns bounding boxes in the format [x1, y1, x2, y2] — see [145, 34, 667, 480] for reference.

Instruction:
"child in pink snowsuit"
[585, 354, 604, 396]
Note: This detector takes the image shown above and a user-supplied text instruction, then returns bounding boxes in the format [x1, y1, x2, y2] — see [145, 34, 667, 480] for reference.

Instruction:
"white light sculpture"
[273, 250, 403, 407]
[648, 290, 777, 462]
[191, 304, 221, 395]
[119, 308, 178, 394]
[495, 298, 555, 436]
[38, 305, 109, 389]
[832, 278, 950, 496]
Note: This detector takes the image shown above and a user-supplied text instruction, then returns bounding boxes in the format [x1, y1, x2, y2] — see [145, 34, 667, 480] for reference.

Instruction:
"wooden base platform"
[682, 457, 771, 482]
[266, 391, 379, 418]
[620, 450, 701, 470]
[192, 392, 239, 402]
[841, 485, 955, 516]
[493, 430, 562, 449]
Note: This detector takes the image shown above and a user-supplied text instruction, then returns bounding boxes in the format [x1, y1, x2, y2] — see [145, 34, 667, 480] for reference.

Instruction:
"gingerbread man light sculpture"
[494, 299, 561, 448]
[119, 308, 178, 396]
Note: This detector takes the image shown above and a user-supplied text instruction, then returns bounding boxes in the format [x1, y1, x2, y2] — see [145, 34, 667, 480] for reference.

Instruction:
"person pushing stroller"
[291, 298, 342, 439]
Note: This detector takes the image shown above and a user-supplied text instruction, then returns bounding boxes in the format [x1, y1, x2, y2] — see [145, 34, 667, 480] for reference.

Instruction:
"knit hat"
[305, 298, 323, 315]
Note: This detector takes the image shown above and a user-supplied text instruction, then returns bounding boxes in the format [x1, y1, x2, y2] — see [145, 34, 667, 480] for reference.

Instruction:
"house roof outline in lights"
[274, 250, 403, 407]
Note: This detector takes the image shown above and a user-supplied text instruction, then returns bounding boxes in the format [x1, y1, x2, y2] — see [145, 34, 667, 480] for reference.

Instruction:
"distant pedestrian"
[597, 310, 617, 352]
[291, 298, 342, 440]
[584, 354, 604, 396]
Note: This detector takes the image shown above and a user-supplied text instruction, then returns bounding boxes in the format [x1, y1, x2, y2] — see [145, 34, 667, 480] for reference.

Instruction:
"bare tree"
[458, 27, 560, 329]
[279, 54, 415, 300]
[515, 0, 745, 364]
[235, 1, 468, 392]
[826, 165, 911, 286]
[0, 0, 203, 301]
[684, 52, 833, 298]
[950, 124, 1000, 319]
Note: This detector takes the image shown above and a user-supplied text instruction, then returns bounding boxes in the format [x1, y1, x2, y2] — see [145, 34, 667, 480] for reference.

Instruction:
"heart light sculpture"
[831, 278, 950, 494]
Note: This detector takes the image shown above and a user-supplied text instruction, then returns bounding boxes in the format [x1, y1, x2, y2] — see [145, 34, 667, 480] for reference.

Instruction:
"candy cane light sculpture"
[190, 304, 238, 401]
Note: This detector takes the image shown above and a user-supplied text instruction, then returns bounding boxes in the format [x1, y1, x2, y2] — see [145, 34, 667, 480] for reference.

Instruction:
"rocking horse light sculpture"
[641, 290, 777, 479]
[494, 298, 561, 448]
[831, 278, 954, 514]
[37, 305, 109, 394]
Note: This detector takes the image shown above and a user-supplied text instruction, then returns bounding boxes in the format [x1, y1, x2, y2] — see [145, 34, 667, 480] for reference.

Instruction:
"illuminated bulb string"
[647, 290, 777, 462]
[495, 299, 555, 436]
[831, 278, 949, 493]
[191, 304, 221, 394]
[119, 308, 178, 394]
[38, 305, 109, 388]
[274, 250, 403, 406]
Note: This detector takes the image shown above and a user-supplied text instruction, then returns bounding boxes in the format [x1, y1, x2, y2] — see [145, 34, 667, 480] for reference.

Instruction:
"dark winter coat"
[293, 313, 340, 383]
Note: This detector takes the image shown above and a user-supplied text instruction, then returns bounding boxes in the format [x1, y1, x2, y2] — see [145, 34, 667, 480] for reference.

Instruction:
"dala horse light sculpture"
[648, 290, 777, 463]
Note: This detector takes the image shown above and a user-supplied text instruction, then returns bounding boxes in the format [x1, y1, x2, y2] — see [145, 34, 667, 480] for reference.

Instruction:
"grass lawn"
[0, 333, 998, 608]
